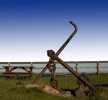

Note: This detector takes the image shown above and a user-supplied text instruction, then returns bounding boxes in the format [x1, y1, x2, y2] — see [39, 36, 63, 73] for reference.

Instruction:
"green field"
[0, 74, 108, 100]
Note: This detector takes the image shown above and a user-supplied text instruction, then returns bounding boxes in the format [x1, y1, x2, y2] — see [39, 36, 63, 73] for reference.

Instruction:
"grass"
[0, 74, 108, 100]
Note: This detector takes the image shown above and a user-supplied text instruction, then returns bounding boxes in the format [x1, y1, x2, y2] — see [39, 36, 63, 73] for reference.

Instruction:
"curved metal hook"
[56, 21, 77, 56]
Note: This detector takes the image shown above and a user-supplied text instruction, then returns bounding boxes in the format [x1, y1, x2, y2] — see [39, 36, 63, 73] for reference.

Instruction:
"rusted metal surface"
[32, 21, 95, 91]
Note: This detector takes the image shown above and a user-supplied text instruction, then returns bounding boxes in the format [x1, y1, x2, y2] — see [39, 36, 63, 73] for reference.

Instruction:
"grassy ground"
[0, 74, 108, 100]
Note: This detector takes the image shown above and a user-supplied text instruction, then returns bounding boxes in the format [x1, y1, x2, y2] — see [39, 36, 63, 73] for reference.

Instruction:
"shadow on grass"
[63, 89, 76, 96]
[95, 84, 108, 88]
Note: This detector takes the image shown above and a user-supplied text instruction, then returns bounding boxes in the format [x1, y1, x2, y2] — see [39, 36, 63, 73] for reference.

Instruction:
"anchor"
[32, 21, 95, 94]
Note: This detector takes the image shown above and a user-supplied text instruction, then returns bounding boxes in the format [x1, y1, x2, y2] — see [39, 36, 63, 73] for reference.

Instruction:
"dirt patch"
[42, 85, 60, 95]
[24, 84, 90, 98]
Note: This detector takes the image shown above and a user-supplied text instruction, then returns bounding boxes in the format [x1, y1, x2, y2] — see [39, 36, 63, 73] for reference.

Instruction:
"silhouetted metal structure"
[32, 21, 95, 91]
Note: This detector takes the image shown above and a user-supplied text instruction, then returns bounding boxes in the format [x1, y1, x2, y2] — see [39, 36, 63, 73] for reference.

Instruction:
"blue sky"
[0, 0, 108, 61]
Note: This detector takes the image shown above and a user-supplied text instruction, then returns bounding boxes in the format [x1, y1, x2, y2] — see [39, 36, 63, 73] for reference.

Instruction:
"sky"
[0, 0, 108, 62]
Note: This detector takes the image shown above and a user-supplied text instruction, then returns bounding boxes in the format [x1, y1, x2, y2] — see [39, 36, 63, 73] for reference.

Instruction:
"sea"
[0, 62, 108, 74]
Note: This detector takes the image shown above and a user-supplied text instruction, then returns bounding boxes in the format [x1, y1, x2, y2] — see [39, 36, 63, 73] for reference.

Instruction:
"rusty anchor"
[32, 21, 95, 93]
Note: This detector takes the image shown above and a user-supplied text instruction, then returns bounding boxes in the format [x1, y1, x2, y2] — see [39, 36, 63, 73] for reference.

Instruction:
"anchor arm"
[56, 21, 77, 56]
